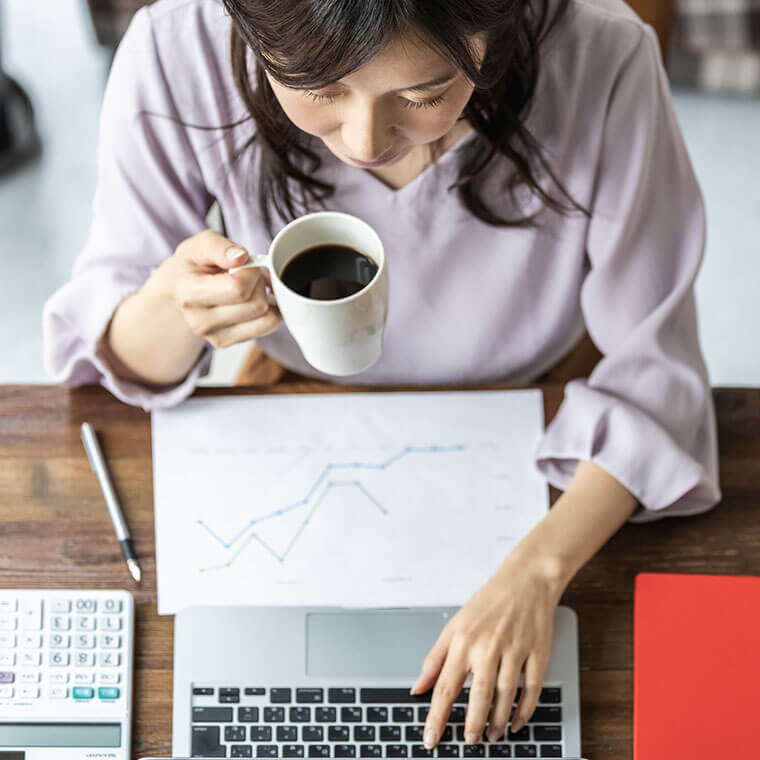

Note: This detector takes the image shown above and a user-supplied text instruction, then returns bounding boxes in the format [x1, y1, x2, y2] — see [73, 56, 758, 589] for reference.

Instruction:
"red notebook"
[634, 572, 760, 759]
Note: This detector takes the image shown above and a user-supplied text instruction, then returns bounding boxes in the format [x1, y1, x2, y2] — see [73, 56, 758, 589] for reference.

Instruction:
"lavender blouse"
[42, 0, 721, 522]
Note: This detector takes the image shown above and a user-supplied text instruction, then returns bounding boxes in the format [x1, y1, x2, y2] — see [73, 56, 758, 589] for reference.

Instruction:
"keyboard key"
[405, 726, 424, 742]
[488, 747, 511, 757]
[380, 725, 401, 742]
[335, 746, 357, 758]
[250, 726, 272, 741]
[441, 727, 453, 742]
[463, 746, 485, 757]
[359, 745, 382, 757]
[20, 686, 40, 699]
[74, 673, 94, 684]
[194, 687, 214, 696]
[307, 745, 329, 758]
[354, 725, 375, 741]
[270, 688, 292, 703]
[226, 726, 247, 742]
[51, 599, 70, 613]
[103, 599, 122, 613]
[538, 688, 561, 704]
[192, 725, 223, 757]
[361, 689, 431, 703]
[72, 686, 94, 700]
[264, 707, 285, 722]
[328, 687, 356, 703]
[539, 748, 562, 758]
[393, 707, 414, 722]
[239, 707, 259, 722]
[257, 744, 278, 757]
[454, 688, 470, 704]
[507, 727, 530, 742]
[329, 726, 350, 742]
[302, 725, 323, 742]
[417, 707, 429, 722]
[341, 706, 362, 722]
[277, 726, 297, 742]
[533, 726, 561, 741]
[221, 687, 241, 703]
[367, 707, 387, 722]
[438, 746, 460, 757]
[232, 746, 253, 758]
[296, 688, 323, 703]
[75, 599, 97, 613]
[527, 708, 560, 724]
[98, 687, 120, 700]
[315, 706, 336, 722]
[283, 747, 304, 758]
[193, 706, 233, 722]
[411, 746, 433, 757]
[514, 747, 537, 758]
[386, 746, 408, 758]
[290, 707, 311, 722]
[245, 687, 266, 696]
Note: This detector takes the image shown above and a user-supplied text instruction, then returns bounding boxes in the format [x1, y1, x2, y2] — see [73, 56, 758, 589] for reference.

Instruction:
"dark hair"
[219, 0, 589, 235]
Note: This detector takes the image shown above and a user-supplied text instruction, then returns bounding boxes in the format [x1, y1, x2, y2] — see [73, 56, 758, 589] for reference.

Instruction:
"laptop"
[162, 604, 581, 758]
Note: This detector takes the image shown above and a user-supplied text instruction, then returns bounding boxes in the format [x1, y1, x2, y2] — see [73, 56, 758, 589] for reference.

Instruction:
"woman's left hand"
[411, 552, 567, 747]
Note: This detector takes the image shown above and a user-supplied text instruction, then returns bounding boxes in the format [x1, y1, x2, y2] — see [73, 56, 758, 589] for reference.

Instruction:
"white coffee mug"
[231, 211, 389, 376]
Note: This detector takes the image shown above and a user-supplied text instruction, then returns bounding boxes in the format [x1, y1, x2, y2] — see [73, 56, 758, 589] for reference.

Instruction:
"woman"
[43, 0, 720, 747]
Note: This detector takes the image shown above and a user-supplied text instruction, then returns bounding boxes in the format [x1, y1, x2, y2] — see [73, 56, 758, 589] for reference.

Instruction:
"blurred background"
[0, 0, 758, 387]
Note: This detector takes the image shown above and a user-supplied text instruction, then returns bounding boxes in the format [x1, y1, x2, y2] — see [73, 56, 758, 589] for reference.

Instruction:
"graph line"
[199, 480, 388, 572]
[197, 444, 465, 549]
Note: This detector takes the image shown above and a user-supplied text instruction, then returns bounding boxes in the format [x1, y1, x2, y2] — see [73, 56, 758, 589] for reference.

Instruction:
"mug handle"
[228, 253, 277, 307]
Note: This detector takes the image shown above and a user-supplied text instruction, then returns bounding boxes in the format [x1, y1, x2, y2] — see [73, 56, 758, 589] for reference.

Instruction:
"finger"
[204, 308, 282, 348]
[178, 267, 263, 308]
[180, 229, 250, 272]
[464, 660, 498, 745]
[486, 656, 520, 742]
[423, 643, 468, 749]
[510, 651, 548, 734]
[187, 291, 272, 336]
[411, 625, 454, 695]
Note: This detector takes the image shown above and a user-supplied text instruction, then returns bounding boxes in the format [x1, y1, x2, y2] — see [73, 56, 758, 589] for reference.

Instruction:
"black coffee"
[281, 244, 379, 301]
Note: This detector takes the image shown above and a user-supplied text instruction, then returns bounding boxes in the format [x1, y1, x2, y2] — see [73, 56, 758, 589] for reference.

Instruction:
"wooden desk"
[1, 383, 758, 759]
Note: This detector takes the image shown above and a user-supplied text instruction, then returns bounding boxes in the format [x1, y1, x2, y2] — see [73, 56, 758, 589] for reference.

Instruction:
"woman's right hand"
[158, 229, 282, 349]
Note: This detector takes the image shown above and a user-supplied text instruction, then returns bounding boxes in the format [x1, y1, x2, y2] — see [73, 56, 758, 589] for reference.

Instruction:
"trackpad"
[306, 611, 447, 677]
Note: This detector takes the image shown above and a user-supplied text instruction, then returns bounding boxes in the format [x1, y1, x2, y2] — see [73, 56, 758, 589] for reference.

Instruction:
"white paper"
[152, 390, 548, 615]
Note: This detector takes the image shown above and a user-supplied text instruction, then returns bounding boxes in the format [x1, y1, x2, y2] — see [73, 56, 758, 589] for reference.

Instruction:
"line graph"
[199, 480, 387, 572]
[196, 444, 466, 550]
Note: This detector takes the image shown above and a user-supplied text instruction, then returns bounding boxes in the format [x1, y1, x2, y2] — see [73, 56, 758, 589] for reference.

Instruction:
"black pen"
[80, 421, 142, 583]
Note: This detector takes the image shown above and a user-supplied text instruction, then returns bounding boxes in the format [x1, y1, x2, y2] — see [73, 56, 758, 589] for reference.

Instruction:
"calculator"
[0, 589, 134, 760]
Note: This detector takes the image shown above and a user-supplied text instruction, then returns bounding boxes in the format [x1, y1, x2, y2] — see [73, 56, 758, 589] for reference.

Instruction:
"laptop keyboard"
[190, 686, 564, 758]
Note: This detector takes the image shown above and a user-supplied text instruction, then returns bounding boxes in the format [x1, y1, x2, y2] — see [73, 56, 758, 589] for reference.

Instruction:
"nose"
[341, 100, 393, 163]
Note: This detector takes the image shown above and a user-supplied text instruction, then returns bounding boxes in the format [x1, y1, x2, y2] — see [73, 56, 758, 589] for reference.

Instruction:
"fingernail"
[226, 247, 246, 261]
[410, 673, 425, 693]
[510, 720, 522, 733]
[465, 732, 479, 744]
[423, 729, 436, 749]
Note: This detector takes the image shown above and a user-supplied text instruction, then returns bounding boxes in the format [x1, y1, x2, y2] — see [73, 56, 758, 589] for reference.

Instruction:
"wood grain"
[1, 383, 758, 759]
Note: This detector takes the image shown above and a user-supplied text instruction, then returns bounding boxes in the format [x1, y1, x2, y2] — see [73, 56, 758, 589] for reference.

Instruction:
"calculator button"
[75, 652, 96, 667]
[74, 672, 95, 684]
[22, 633, 42, 649]
[75, 599, 97, 613]
[99, 652, 120, 667]
[19, 686, 39, 699]
[21, 652, 41, 667]
[0, 616, 17, 630]
[76, 616, 97, 631]
[98, 686, 120, 700]
[49, 673, 69, 684]
[0, 671, 14, 684]
[49, 687, 69, 698]
[0, 600, 18, 613]
[0, 686, 14, 698]
[0, 653, 15, 666]
[20, 600, 42, 630]
[103, 599, 122, 613]
[76, 634, 95, 649]
[101, 616, 121, 631]
[99, 672, 120, 684]
[100, 634, 121, 649]
[73, 686, 94, 699]
[51, 634, 71, 649]
[52, 599, 71, 614]
[0, 634, 15, 648]
[51, 616, 71, 631]
[50, 652, 70, 667]
[19, 672, 40, 683]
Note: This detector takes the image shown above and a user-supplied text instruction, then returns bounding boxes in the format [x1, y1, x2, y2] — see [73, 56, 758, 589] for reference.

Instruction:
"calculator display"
[0, 722, 121, 747]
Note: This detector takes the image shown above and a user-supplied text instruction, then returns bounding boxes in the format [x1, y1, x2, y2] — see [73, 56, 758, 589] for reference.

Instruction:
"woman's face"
[266, 34, 482, 169]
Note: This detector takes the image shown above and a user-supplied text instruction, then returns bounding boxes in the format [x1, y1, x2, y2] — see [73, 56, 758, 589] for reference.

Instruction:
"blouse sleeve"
[42, 6, 215, 412]
[535, 25, 721, 522]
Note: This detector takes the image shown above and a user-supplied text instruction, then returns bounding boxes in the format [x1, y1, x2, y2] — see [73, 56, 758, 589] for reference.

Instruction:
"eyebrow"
[401, 73, 458, 94]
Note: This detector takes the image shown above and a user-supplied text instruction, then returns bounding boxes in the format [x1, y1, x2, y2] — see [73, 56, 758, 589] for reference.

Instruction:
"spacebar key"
[360, 689, 431, 703]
